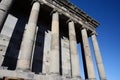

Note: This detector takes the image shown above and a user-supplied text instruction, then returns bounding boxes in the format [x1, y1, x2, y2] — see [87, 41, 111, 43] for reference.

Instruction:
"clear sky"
[69, 0, 120, 80]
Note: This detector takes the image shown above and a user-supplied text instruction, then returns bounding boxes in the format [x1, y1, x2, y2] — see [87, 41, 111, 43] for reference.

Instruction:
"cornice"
[52, 0, 100, 27]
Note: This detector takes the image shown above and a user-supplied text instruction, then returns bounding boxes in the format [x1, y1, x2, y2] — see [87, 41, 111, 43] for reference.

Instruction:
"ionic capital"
[90, 31, 98, 37]
[31, 0, 44, 6]
[50, 8, 62, 16]
[66, 19, 76, 24]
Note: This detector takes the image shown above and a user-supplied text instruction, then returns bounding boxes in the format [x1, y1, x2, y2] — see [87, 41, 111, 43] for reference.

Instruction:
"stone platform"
[0, 67, 81, 80]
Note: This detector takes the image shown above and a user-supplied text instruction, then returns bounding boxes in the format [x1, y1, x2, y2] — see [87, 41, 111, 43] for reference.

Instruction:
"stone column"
[81, 28, 96, 80]
[91, 34, 106, 80]
[49, 12, 59, 75]
[16, 1, 40, 71]
[61, 37, 71, 78]
[0, 0, 14, 31]
[68, 21, 80, 78]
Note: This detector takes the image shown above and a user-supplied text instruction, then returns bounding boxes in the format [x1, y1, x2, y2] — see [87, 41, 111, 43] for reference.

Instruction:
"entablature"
[36, 0, 99, 33]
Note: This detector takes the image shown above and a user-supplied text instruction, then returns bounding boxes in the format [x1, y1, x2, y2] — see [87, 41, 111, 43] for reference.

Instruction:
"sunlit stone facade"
[0, 0, 106, 80]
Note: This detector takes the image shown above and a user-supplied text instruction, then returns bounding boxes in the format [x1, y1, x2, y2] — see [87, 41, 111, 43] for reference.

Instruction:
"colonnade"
[0, 0, 106, 80]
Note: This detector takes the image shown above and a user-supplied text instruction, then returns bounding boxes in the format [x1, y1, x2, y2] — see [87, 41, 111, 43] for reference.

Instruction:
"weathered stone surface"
[0, 55, 4, 67]
[68, 21, 80, 78]
[81, 28, 96, 79]
[49, 12, 60, 75]
[91, 34, 106, 80]
[61, 37, 71, 78]
[0, 0, 106, 80]
[0, 69, 82, 80]
[16, 2, 40, 70]
[42, 30, 51, 74]
[0, 0, 14, 30]
[0, 14, 17, 66]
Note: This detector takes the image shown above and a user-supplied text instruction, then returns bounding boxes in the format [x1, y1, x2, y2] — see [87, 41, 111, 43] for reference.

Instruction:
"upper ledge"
[46, 0, 100, 28]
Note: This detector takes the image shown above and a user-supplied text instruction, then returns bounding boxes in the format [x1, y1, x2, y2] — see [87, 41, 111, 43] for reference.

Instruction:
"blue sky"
[69, 0, 120, 80]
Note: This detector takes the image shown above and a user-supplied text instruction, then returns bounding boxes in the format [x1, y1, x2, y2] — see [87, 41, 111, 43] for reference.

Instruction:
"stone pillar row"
[3, 0, 106, 80]
[81, 28, 106, 80]
[15, 1, 81, 79]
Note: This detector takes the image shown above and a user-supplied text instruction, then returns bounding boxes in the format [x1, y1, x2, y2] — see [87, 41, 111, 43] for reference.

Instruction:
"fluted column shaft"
[91, 34, 106, 80]
[16, 1, 40, 71]
[81, 28, 96, 80]
[0, 0, 14, 31]
[68, 21, 80, 78]
[49, 12, 59, 75]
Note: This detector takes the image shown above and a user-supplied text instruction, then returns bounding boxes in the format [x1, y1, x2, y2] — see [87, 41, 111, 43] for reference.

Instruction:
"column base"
[86, 78, 96, 80]
[16, 59, 32, 72]
[16, 68, 31, 73]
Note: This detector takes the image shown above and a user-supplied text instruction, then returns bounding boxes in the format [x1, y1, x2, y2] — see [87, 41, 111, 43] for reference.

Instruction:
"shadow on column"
[59, 16, 69, 75]
[1, 0, 31, 70]
[2, 15, 28, 70]
[32, 24, 45, 74]
[80, 36, 89, 79]
[32, 7, 52, 74]
[59, 35, 62, 75]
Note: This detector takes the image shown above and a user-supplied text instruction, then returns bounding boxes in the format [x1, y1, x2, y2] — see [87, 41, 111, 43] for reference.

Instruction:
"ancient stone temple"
[0, 0, 106, 80]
